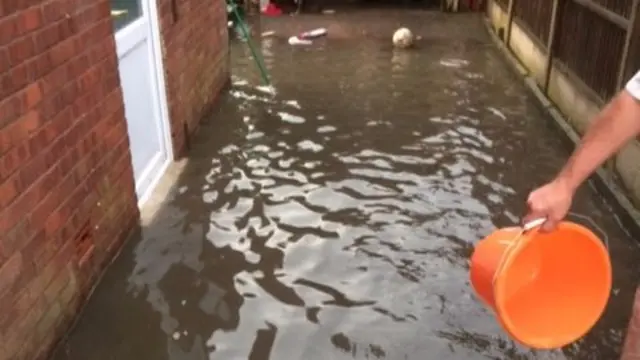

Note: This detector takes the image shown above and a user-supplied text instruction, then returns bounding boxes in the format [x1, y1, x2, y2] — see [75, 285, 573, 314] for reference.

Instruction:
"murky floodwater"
[53, 10, 640, 360]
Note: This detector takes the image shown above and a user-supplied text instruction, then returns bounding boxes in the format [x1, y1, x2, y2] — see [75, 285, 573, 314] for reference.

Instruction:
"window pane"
[111, 0, 143, 31]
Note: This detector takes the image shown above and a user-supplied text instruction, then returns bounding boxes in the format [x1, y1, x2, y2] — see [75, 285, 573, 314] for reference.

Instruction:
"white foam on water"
[297, 140, 324, 152]
[487, 106, 507, 120]
[317, 125, 336, 133]
[256, 84, 276, 95]
[232, 78, 249, 86]
[284, 100, 302, 109]
[203, 190, 218, 204]
[439, 58, 470, 68]
[277, 111, 306, 124]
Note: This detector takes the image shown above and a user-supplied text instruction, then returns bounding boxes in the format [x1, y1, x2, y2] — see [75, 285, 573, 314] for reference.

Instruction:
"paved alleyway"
[52, 10, 640, 360]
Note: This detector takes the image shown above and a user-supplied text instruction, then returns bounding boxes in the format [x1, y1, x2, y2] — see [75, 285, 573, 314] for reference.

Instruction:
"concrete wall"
[156, 0, 231, 158]
[0, 1, 139, 359]
[486, 2, 640, 358]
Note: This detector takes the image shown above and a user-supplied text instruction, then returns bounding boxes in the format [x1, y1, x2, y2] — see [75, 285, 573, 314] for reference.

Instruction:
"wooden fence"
[493, 0, 640, 101]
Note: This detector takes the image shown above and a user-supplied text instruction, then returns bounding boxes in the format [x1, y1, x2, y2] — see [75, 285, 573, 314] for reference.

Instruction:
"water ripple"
[53, 12, 640, 360]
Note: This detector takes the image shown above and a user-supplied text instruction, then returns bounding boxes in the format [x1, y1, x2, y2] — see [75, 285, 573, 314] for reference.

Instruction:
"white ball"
[392, 27, 414, 49]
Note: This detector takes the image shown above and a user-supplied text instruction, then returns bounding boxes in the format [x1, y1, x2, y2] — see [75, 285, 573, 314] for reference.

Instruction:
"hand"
[524, 178, 575, 232]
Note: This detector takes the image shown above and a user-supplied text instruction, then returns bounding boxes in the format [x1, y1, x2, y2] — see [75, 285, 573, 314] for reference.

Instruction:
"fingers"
[524, 192, 564, 232]
[523, 180, 573, 232]
[540, 217, 559, 232]
[522, 211, 543, 227]
[523, 192, 545, 224]
[523, 211, 557, 232]
[524, 189, 555, 232]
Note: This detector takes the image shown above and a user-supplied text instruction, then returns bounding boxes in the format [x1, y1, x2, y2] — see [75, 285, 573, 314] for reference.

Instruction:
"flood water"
[52, 10, 640, 360]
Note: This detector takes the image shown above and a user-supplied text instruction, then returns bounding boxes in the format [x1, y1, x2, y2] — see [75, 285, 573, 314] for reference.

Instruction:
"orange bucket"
[470, 219, 611, 349]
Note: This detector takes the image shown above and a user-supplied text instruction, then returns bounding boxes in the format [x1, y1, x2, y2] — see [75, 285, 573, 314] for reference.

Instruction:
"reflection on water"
[52, 11, 639, 360]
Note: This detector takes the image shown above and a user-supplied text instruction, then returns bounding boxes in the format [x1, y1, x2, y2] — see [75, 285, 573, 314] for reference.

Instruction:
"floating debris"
[284, 100, 302, 109]
[289, 28, 327, 45]
[256, 85, 276, 95]
[277, 111, 306, 124]
[288, 36, 312, 45]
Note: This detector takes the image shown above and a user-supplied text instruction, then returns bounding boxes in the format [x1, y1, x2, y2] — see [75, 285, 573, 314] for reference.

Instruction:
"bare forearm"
[556, 91, 640, 191]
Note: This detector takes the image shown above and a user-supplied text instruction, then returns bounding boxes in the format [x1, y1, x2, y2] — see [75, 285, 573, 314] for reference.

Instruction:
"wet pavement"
[52, 10, 640, 360]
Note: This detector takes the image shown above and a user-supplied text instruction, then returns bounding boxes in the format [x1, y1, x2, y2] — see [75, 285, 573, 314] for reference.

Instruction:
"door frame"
[113, 0, 173, 207]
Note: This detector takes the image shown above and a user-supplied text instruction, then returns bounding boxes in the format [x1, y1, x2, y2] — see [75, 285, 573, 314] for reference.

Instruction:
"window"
[110, 0, 143, 31]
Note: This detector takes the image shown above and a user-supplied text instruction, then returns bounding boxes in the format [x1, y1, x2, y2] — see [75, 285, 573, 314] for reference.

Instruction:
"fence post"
[617, 0, 640, 91]
[543, 0, 562, 93]
[505, 0, 516, 46]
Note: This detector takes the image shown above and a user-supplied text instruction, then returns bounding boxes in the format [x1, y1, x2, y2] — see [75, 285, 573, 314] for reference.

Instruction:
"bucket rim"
[492, 221, 612, 349]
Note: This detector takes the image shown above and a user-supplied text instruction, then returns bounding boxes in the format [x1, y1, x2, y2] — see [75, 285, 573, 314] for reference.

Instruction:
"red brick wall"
[623, 287, 640, 360]
[0, 1, 139, 359]
[156, 0, 231, 158]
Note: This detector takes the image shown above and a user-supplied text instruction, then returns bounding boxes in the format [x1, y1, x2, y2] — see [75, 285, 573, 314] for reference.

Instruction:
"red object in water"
[262, 2, 282, 16]
[467, 0, 485, 11]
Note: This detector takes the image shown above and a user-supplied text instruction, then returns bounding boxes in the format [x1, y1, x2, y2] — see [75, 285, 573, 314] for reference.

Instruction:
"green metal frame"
[227, 1, 271, 86]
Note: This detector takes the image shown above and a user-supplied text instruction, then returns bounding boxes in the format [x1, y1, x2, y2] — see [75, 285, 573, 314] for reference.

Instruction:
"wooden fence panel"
[489, 0, 639, 98]
[514, 0, 554, 45]
[625, 39, 640, 85]
[554, 0, 628, 99]
[592, 0, 634, 16]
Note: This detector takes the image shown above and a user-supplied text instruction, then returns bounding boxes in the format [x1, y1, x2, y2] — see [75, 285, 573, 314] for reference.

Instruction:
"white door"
[111, 0, 172, 205]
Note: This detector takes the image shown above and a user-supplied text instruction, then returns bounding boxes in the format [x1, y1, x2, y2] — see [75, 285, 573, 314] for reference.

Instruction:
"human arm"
[555, 90, 640, 191]
[525, 71, 640, 230]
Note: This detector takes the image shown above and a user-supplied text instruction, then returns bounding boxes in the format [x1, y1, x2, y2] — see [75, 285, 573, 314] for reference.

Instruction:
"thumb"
[539, 218, 558, 233]
[540, 216, 560, 232]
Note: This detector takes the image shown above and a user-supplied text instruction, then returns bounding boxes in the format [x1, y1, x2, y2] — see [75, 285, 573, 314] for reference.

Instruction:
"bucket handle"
[521, 214, 609, 250]
[492, 215, 610, 285]
[567, 211, 610, 251]
[522, 217, 546, 232]
[492, 218, 545, 285]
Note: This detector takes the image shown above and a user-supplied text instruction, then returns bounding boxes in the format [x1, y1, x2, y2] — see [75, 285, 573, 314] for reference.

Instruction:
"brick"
[0, 15, 17, 46]
[8, 35, 36, 66]
[34, 30, 56, 56]
[0, 276, 42, 330]
[159, 0, 230, 158]
[1, 124, 29, 166]
[42, 0, 68, 24]
[0, 109, 41, 155]
[0, 220, 30, 260]
[0, 169, 19, 204]
[1, 0, 32, 17]
[0, 47, 8, 73]
[34, 301, 61, 340]
[0, 157, 61, 234]
[0, 252, 23, 296]
[4, 62, 30, 96]
[20, 6, 44, 33]
[0, 0, 230, 358]
[49, 37, 74, 69]
[23, 81, 42, 108]
[27, 236, 62, 274]
[57, 272, 77, 308]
